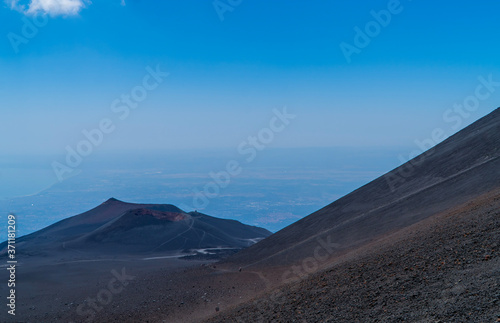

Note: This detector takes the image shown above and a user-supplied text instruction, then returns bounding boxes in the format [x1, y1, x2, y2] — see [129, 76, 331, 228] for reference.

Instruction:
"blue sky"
[1, 0, 499, 155]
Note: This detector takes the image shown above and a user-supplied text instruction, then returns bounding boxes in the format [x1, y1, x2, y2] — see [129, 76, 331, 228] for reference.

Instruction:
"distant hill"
[0, 198, 271, 257]
[6, 109, 500, 323]
[98, 108, 500, 322]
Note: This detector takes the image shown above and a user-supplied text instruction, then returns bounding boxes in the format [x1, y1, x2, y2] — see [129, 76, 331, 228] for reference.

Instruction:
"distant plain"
[0, 147, 405, 239]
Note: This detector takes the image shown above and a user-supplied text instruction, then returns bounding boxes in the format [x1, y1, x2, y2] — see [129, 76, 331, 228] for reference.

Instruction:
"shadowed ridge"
[0, 199, 272, 257]
[62, 207, 272, 254]
[188, 211, 272, 240]
[102, 197, 124, 204]
[113, 208, 188, 224]
[225, 108, 500, 268]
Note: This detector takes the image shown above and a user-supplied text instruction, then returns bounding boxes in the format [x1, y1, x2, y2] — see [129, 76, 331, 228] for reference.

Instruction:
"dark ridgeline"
[0, 198, 271, 257]
[2, 109, 499, 323]
[205, 108, 500, 323]
[225, 108, 500, 268]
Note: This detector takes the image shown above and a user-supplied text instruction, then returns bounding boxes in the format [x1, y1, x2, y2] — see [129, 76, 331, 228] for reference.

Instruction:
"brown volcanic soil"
[1, 255, 288, 323]
[2, 109, 498, 322]
[6, 190, 498, 323]
[205, 189, 500, 323]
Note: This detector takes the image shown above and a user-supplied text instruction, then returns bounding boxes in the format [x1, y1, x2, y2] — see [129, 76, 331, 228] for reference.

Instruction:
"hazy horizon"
[0, 146, 413, 241]
[1, 0, 499, 245]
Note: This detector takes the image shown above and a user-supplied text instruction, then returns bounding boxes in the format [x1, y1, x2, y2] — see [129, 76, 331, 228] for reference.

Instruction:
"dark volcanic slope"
[207, 189, 500, 322]
[225, 108, 500, 268]
[0, 199, 271, 256]
[67, 208, 271, 253]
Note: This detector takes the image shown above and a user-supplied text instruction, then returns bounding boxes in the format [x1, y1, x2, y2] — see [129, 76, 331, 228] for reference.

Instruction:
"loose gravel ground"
[206, 190, 500, 323]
